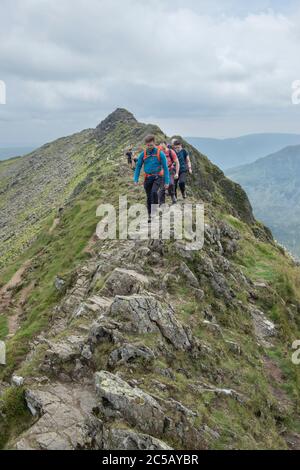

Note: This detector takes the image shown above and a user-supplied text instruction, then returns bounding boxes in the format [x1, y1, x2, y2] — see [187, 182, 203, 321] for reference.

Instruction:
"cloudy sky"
[1, 0, 300, 145]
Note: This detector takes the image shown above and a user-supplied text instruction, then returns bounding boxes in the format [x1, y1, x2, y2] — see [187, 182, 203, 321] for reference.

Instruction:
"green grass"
[266, 347, 300, 406]
[235, 239, 279, 282]
[0, 316, 8, 340]
[222, 213, 248, 233]
[0, 152, 145, 379]
[1, 120, 300, 450]
[0, 387, 33, 449]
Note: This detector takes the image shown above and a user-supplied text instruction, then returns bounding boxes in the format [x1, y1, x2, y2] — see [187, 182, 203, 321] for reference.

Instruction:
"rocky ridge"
[0, 109, 300, 450]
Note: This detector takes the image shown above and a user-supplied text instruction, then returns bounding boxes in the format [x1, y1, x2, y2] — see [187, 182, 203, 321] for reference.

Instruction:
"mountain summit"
[95, 108, 137, 139]
[0, 110, 300, 450]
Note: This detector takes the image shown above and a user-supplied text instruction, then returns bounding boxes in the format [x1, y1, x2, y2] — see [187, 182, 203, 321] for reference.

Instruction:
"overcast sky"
[1, 0, 300, 145]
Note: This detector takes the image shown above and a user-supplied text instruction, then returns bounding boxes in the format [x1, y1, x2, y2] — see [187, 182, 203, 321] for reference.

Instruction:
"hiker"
[125, 145, 134, 167]
[173, 140, 192, 199]
[170, 138, 177, 148]
[159, 141, 179, 204]
[131, 148, 140, 171]
[134, 135, 170, 222]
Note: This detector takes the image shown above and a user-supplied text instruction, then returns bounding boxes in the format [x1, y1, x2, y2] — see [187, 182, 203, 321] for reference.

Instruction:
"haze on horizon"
[1, 0, 300, 146]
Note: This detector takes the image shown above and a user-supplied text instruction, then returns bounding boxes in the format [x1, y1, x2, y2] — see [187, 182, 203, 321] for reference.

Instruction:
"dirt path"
[0, 260, 32, 336]
[49, 217, 60, 234]
[0, 260, 31, 295]
[263, 356, 292, 407]
[7, 280, 36, 336]
[263, 356, 300, 449]
[83, 234, 98, 255]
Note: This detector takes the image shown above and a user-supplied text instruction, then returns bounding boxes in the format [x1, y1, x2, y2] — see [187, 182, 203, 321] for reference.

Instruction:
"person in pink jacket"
[159, 141, 180, 204]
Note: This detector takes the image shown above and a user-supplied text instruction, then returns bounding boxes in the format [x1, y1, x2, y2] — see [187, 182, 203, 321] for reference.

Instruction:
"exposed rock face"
[1, 109, 299, 451]
[95, 371, 206, 449]
[16, 384, 98, 450]
[95, 371, 165, 436]
[102, 268, 149, 296]
[110, 295, 192, 350]
[250, 306, 276, 346]
[11, 375, 24, 387]
[95, 108, 137, 140]
[179, 262, 200, 288]
[54, 277, 65, 292]
[108, 344, 155, 367]
[104, 429, 173, 450]
[40, 334, 88, 379]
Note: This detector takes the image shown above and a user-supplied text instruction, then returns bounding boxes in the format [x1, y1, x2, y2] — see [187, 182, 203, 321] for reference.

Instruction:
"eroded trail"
[0, 260, 32, 336]
[7, 209, 286, 451]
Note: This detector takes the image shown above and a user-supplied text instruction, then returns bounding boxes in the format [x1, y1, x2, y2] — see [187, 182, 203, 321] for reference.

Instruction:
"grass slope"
[0, 110, 300, 449]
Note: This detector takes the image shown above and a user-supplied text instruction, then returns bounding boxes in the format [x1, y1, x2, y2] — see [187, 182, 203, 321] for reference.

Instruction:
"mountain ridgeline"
[0, 109, 300, 450]
[187, 133, 300, 170]
[228, 144, 300, 259]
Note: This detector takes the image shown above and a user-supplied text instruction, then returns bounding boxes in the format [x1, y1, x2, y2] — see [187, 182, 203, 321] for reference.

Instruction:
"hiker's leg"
[168, 171, 176, 203]
[151, 176, 163, 207]
[174, 177, 179, 198]
[168, 171, 174, 196]
[168, 171, 175, 196]
[144, 178, 154, 216]
[179, 172, 187, 197]
[159, 185, 166, 205]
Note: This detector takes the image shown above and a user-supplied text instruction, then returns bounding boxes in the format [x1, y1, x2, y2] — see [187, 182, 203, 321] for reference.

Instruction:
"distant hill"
[227, 144, 300, 258]
[0, 146, 38, 161]
[186, 133, 300, 170]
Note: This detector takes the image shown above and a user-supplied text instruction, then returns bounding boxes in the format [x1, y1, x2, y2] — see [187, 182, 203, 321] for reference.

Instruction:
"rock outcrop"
[1, 109, 299, 451]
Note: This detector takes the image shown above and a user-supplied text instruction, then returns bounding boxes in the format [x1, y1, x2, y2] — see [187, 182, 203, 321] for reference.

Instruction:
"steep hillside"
[228, 145, 300, 258]
[187, 134, 300, 170]
[0, 129, 95, 269]
[0, 109, 300, 450]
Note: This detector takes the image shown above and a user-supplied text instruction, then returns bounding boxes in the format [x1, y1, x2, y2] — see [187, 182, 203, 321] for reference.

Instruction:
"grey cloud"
[1, 0, 300, 143]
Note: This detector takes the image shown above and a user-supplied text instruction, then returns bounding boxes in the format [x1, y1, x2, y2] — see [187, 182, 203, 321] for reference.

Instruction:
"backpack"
[165, 148, 177, 170]
[143, 147, 161, 162]
[143, 147, 163, 179]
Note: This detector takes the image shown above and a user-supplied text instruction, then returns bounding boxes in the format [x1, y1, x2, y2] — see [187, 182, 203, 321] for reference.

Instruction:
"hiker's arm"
[160, 151, 170, 186]
[175, 157, 180, 176]
[172, 150, 180, 177]
[133, 152, 144, 183]
[187, 155, 192, 174]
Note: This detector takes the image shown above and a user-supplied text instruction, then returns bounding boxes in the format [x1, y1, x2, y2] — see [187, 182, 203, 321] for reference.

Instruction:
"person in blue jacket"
[134, 135, 170, 222]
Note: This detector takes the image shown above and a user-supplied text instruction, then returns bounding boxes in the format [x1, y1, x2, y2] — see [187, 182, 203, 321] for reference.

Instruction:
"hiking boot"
[171, 195, 177, 204]
[182, 192, 187, 199]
